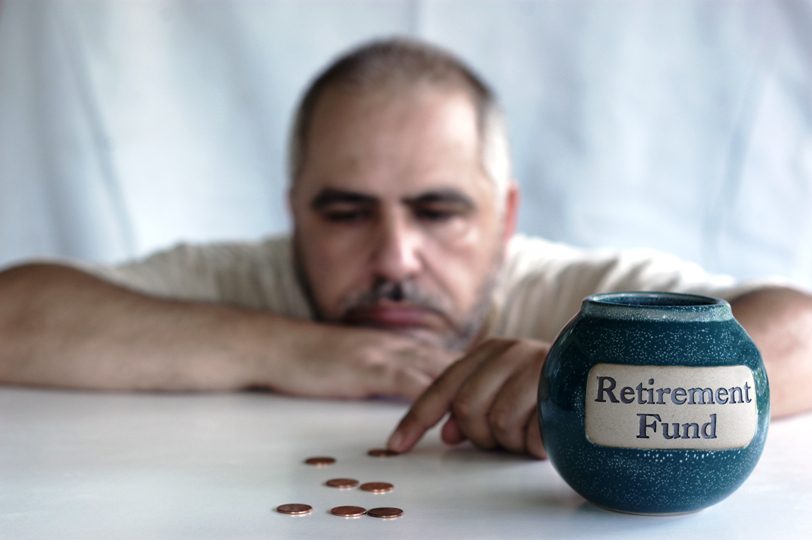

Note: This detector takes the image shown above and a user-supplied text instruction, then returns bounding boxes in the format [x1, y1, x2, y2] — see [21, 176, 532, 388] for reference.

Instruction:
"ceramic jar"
[538, 292, 769, 515]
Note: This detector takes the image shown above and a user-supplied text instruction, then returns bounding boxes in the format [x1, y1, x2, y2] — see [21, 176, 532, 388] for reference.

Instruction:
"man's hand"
[259, 323, 458, 400]
[386, 338, 550, 459]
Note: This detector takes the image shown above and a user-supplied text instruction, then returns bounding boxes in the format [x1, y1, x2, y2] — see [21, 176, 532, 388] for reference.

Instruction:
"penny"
[329, 505, 367, 518]
[359, 481, 394, 494]
[367, 507, 403, 520]
[276, 503, 313, 516]
[325, 478, 359, 489]
[303, 456, 336, 467]
[367, 448, 399, 457]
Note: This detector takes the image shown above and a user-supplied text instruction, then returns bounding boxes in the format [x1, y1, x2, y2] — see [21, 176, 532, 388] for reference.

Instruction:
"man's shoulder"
[503, 234, 700, 279]
[494, 235, 758, 341]
[501, 234, 587, 283]
[158, 233, 291, 261]
[84, 233, 308, 313]
[123, 233, 294, 274]
[495, 236, 675, 341]
[505, 234, 581, 264]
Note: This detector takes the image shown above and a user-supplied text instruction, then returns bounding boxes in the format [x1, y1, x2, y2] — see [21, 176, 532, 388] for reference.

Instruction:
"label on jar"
[584, 364, 758, 450]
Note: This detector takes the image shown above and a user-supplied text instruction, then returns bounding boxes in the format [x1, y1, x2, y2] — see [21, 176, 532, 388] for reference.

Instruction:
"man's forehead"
[294, 85, 494, 200]
[305, 85, 481, 155]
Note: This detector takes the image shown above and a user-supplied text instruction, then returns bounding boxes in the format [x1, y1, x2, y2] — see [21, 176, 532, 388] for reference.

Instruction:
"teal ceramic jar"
[538, 292, 769, 515]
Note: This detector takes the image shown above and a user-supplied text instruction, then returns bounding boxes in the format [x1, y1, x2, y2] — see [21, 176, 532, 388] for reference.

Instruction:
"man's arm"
[731, 286, 812, 418]
[0, 263, 454, 397]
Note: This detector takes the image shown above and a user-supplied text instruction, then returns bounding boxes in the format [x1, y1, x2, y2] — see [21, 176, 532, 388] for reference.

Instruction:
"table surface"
[1, 388, 810, 540]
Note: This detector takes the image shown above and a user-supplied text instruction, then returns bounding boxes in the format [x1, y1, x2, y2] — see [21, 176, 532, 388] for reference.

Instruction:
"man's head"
[288, 38, 518, 351]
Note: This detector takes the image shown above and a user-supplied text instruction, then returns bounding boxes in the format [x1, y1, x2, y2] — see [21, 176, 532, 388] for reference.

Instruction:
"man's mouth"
[342, 304, 441, 329]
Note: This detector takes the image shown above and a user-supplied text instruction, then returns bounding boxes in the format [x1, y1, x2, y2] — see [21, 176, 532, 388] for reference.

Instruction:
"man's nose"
[371, 213, 423, 281]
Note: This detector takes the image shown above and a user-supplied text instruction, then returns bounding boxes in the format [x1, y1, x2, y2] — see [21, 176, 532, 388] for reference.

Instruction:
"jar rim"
[582, 291, 733, 322]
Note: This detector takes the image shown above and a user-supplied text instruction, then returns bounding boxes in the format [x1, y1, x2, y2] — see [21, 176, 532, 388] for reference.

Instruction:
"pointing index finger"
[386, 340, 513, 453]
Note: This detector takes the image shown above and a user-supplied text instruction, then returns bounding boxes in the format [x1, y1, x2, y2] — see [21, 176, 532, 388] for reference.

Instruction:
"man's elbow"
[730, 285, 812, 331]
[0, 262, 83, 348]
[731, 285, 812, 419]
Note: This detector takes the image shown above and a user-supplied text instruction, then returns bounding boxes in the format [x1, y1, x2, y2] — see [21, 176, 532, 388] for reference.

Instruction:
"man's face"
[290, 85, 517, 351]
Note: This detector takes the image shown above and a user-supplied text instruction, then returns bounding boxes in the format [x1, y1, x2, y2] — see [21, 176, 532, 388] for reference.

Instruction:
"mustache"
[341, 279, 447, 314]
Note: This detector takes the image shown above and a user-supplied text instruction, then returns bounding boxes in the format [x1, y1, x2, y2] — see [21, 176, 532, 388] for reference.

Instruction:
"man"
[1, 38, 811, 460]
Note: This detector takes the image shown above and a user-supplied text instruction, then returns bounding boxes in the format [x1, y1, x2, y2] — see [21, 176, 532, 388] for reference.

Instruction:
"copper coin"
[329, 505, 367, 518]
[367, 507, 403, 520]
[359, 481, 394, 494]
[324, 478, 359, 489]
[367, 448, 399, 457]
[276, 503, 313, 516]
[303, 456, 335, 467]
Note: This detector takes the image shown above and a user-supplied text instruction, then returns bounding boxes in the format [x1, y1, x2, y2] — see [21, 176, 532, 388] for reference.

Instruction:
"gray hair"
[288, 37, 511, 199]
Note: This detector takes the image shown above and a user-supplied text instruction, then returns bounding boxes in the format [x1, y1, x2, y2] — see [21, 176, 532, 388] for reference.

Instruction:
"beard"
[292, 232, 505, 353]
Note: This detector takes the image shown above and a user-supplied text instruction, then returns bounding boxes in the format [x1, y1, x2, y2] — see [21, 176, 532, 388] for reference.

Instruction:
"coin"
[329, 505, 367, 518]
[359, 481, 394, 494]
[324, 478, 359, 489]
[276, 503, 313, 516]
[367, 507, 403, 520]
[303, 456, 336, 467]
[367, 448, 399, 457]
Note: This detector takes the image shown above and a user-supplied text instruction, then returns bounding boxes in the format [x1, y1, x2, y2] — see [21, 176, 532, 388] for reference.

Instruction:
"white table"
[1, 388, 810, 539]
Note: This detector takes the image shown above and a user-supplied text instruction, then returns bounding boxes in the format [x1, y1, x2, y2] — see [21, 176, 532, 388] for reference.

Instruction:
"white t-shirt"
[90, 235, 761, 343]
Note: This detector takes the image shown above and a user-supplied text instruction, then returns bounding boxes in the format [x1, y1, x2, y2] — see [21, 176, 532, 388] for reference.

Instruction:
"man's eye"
[416, 208, 458, 222]
[323, 209, 371, 223]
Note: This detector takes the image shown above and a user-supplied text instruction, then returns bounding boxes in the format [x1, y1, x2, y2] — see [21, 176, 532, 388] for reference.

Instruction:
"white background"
[1, 0, 810, 286]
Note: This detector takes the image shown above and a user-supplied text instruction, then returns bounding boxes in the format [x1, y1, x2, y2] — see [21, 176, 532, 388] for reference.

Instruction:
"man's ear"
[501, 181, 520, 244]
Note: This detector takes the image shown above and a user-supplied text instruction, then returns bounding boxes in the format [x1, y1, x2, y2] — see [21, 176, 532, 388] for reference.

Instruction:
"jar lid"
[582, 291, 733, 322]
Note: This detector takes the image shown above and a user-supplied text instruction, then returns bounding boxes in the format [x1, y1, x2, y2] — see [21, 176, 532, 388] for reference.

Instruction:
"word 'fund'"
[594, 376, 753, 406]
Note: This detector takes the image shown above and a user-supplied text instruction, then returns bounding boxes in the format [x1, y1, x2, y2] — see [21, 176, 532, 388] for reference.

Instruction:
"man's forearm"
[731, 286, 812, 418]
[0, 263, 297, 391]
[0, 263, 454, 398]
